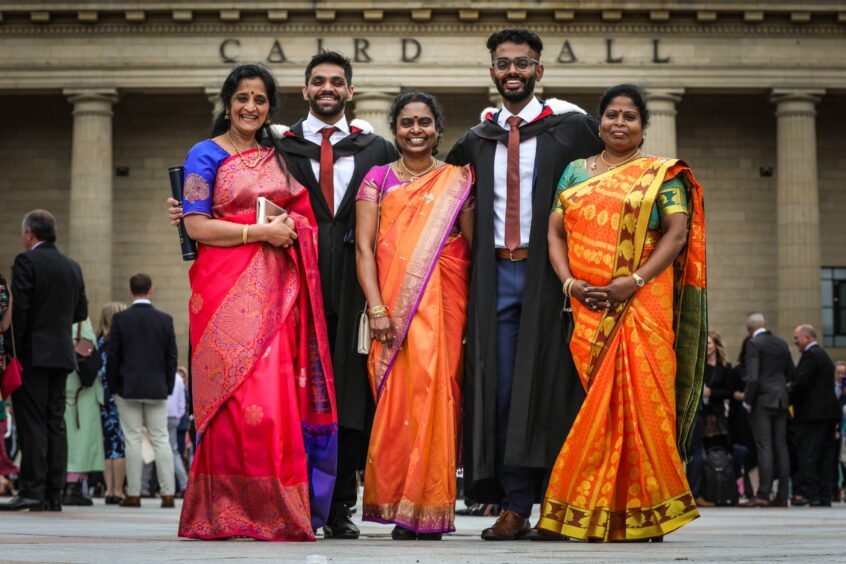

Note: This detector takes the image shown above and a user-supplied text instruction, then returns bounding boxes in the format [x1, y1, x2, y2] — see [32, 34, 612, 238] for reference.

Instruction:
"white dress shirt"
[493, 97, 543, 249]
[302, 113, 356, 214]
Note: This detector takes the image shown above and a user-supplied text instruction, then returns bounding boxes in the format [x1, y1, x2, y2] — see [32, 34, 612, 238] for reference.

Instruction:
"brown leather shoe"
[119, 496, 141, 508]
[739, 497, 770, 508]
[695, 496, 716, 507]
[526, 525, 568, 541]
[160, 496, 175, 508]
[481, 510, 530, 540]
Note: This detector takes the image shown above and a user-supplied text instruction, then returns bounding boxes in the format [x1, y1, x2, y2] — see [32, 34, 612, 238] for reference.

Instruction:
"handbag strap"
[6, 305, 16, 359]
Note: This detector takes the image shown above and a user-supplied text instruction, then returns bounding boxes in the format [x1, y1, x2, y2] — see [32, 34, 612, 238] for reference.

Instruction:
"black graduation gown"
[270, 120, 398, 431]
[446, 107, 603, 502]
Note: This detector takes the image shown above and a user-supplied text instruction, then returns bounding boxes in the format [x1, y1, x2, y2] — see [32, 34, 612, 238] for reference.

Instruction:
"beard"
[494, 74, 536, 104]
[308, 95, 347, 118]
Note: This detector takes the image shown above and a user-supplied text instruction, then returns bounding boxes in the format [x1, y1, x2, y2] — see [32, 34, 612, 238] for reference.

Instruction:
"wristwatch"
[632, 272, 646, 287]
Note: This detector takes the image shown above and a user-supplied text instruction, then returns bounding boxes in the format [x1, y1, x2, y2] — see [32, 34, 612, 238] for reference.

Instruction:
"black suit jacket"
[11, 242, 87, 371]
[107, 302, 177, 400]
[743, 330, 794, 410]
[791, 344, 839, 423]
[271, 119, 397, 431]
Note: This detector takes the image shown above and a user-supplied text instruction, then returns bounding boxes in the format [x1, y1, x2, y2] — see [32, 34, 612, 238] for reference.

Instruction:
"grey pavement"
[0, 496, 844, 563]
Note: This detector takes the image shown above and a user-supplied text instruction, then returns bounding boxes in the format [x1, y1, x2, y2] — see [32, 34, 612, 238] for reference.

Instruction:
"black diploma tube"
[168, 166, 198, 261]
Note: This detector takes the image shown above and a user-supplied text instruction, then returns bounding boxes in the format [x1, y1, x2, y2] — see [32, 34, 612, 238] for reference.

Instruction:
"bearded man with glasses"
[447, 28, 603, 541]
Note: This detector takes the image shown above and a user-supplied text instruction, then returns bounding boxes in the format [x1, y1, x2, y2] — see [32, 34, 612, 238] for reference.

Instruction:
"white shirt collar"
[31, 241, 46, 250]
[303, 113, 350, 136]
[805, 341, 819, 351]
[132, 298, 151, 305]
[753, 327, 767, 338]
[498, 97, 543, 128]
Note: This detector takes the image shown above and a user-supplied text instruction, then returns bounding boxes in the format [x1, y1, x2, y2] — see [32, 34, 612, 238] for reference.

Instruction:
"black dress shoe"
[391, 525, 418, 540]
[0, 496, 44, 511]
[44, 500, 62, 512]
[526, 526, 569, 541]
[417, 532, 443, 541]
[810, 499, 832, 507]
[323, 504, 360, 539]
[62, 482, 93, 506]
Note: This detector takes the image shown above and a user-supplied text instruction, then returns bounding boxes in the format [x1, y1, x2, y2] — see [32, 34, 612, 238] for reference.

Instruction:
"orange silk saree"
[538, 157, 707, 541]
[359, 163, 473, 533]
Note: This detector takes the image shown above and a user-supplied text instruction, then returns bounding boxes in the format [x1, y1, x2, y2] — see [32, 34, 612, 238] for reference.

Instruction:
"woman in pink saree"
[178, 64, 337, 542]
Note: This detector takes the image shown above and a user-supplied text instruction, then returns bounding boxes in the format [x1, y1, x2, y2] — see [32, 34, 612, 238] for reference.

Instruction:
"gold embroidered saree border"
[538, 491, 699, 542]
[363, 499, 456, 533]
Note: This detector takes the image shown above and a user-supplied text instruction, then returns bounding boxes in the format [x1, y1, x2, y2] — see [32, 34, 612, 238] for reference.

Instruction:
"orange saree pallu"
[178, 149, 337, 542]
[361, 164, 473, 533]
[539, 157, 707, 541]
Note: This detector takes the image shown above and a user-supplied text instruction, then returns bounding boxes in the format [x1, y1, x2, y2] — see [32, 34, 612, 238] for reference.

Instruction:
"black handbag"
[560, 295, 574, 344]
[74, 324, 101, 387]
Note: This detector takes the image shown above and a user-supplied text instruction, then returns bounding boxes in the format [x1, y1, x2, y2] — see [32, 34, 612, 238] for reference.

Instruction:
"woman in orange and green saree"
[355, 91, 473, 541]
[178, 64, 337, 542]
[536, 84, 707, 542]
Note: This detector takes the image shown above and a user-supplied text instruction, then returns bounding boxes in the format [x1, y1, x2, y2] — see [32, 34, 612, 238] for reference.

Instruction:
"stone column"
[643, 88, 683, 158]
[771, 89, 824, 339]
[64, 88, 119, 318]
[353, 89, 398, 140]
[205, 86, 222, 119]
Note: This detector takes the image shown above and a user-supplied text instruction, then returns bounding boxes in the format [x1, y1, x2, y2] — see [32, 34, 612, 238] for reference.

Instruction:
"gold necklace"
[396, 157, 437, 181]
[227, 130, 263, 169]
[599, 148, 642, 169]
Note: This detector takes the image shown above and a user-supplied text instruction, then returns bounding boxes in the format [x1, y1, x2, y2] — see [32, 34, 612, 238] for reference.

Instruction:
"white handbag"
[356, 167, 389, 355]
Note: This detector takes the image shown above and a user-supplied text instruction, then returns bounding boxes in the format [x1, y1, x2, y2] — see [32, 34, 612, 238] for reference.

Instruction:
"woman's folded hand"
[263, 213, 298, 248]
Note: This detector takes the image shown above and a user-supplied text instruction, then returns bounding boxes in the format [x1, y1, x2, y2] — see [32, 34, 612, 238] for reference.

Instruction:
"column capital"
[63, 88, 118, 115]
[205, 86, 222, 118]
[354, 88, 400, 104]
[771, 89, 824, 117]
[645, 87, 684, 105]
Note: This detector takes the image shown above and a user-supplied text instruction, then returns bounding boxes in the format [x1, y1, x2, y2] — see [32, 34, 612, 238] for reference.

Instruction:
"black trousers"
[750, 405, 790, 502]
[795, 421, 835, 503]
[11, 366, 71, 502]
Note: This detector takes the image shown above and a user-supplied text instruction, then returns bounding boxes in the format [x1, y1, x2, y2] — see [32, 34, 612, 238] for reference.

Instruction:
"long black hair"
[210, 63, 278, 139]
[388, 90, 445, 156]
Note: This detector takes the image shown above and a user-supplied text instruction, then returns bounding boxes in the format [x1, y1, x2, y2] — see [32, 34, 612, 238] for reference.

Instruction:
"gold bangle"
[562, 278, 575, 298]
[367, 305, 388, 319]
[242, 224, 249, 245]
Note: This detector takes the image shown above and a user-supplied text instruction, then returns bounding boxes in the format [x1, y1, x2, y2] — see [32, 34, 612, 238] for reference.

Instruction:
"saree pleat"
[539, 157, 706, 542]
[178, 149, 337, 542]
[362, 165, 472, 533]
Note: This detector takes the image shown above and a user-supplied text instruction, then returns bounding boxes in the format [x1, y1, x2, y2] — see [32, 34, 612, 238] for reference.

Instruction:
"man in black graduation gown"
[268, 51, 397, 538]
[446, 29, 603, 540]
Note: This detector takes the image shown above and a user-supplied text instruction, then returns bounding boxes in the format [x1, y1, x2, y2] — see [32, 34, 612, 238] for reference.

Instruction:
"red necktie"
[505, 115, 523, 251]
[320, 126, 338, 215]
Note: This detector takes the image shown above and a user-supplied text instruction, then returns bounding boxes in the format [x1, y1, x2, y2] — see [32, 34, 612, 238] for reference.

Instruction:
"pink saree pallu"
[178, 148, 337, 542]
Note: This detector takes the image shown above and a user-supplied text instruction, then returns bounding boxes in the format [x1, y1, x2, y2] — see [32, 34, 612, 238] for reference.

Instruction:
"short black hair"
[388, 91, 446, 156]
[211, 63, 278, 137]
[486, 28, 543, 58]
[598, 84, 650, 129]
[129, 273, 153, 296]
[305, 50, 353, 85]
[22, 209, 57, 243]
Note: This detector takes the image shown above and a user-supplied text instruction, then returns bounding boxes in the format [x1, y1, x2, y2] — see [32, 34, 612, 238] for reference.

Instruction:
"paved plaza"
[0, 497, 843, 563]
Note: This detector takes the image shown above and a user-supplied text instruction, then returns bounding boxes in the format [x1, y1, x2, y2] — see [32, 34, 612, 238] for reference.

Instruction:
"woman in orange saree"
[355, 92, 473, 540]
[537, 85, 707, 542]
[177, 65, 337, 542]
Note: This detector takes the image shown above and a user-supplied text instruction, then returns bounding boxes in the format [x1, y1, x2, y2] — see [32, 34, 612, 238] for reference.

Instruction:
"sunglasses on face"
[491, 57, 540, 72]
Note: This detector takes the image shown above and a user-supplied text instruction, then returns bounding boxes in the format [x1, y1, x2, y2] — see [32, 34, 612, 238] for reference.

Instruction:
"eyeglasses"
[491, 57, 540, 72]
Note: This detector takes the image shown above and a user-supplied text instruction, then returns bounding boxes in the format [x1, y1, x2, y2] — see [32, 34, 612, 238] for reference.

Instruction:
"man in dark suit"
[107, 273, 177, 509]
[790, 324, 839, 507]
[268, 51, 397, 539]
[741, 312, 794, 507]
[0, 210, 87, 511]
[446, 29, 603, 539]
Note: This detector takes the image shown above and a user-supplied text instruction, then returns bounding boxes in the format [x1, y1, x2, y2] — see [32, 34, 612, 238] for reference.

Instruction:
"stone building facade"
[1, 1, 845, 361]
